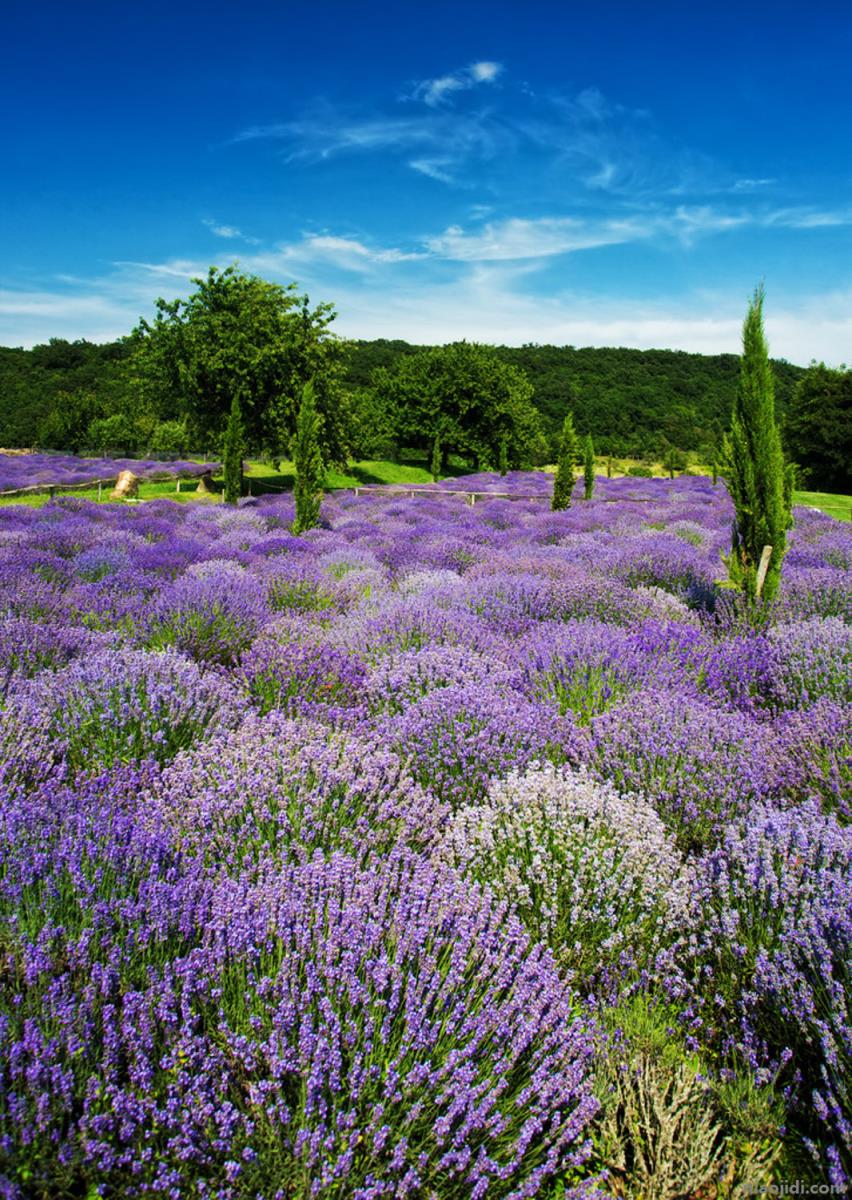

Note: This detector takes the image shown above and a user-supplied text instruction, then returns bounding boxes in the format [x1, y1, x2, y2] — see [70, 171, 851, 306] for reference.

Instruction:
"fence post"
[97, 482, 102, 502]
[176, 479, 181, 494]
[755, 545, 773, 598]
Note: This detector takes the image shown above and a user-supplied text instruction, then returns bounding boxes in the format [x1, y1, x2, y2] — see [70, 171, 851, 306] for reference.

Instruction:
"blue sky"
[1, 0, 851, 362]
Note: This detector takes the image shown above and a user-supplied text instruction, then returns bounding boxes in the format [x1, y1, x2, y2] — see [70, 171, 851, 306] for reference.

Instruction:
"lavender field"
[0, 453, 216, 494]
[0, 472, 849, 1198]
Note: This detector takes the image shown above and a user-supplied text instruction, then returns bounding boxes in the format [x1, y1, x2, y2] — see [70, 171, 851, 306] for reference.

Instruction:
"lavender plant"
[681, 803, 852, 1189]
[444, 764, 686, 987]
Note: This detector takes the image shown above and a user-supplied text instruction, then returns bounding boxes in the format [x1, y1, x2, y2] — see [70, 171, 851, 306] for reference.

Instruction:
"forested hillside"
[0, 334, 806, 461]
[346, 339, 805, 459]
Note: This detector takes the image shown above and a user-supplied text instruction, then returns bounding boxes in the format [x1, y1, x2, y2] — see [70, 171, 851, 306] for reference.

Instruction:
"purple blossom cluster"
[0, 451, 216, 492]
[0, 471, 849, 1193]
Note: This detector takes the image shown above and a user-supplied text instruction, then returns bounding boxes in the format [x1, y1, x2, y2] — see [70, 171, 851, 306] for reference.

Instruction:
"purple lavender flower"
[375, 683, 588, 808]
[588, 689, 778, 850]
[5, 647, 245, 772]
[152, 711, 446, 873]
[681, 803, 852, 1186]
[145, 564, 271, 665]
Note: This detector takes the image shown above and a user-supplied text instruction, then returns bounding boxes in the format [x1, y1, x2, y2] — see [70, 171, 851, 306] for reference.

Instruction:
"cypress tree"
[430, 432, 442, 482]
[222, 396, 246, 505]
[606, 455, 613, 479]
[552, 413, 578, 510]
[293, 381, 325, 534]
[498, 434, 509, 477]
[583, 435, 595, 500]
[722, 287, 791, 602]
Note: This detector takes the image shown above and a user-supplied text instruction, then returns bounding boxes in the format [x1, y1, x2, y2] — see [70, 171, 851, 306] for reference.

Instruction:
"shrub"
[153, 713, 445, 874]
[682, 803, 852, 1188]
[4, 647, 244, 773]
[588, 690, 777, 851]
[375, 684, 587, 809]
[444, 764, 685, 987]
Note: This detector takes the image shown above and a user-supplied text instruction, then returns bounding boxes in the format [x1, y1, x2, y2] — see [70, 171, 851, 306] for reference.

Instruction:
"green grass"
[792, 489, 852, 522]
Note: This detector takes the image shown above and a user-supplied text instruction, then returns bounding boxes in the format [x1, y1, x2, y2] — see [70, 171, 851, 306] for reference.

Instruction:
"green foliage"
[552, 413, 578, 510]
[131, 265, 350, 464]
[347, 385, 398, 460]
[783, 362, 852, 491]
[293, 381, 324, 534]
[583, 434, 595, 500]
[343, 338, 803, 461]
[627, 465, 654, 477]
[723, 288, 791, 603]
[36, 388, 104, 452]
[369, 341, 545, 470]
[589, 997, 782, 1199]
[222, 396, 246, 504]
[498, 433, 509, 476]
[148, 419, 189, 458]
[430, 431, 442, 481]
[87, 411, 138, 456]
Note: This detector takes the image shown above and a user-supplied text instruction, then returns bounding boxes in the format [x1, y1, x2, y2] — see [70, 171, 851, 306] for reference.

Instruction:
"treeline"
[345, 338, 806, 463]
[1, 326, 848, 489]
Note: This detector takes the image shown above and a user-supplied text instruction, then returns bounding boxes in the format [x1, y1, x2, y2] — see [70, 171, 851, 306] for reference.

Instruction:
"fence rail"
[0, 470, 211, 501]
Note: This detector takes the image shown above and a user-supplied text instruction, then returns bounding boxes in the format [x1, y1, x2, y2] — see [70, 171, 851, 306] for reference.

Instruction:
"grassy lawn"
[793, 489, 852, 522]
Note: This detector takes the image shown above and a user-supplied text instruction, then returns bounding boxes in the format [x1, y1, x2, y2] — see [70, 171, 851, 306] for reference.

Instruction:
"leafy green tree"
[132, 265, 350, 466]
[722, 288, 791, 603]
[293, 381, 324, 534]
[370, 342, 544, 469]
[347, 386, 398, 461]
[222, 397, 246, 504]
[552, 413, 578, 510]
[87, 412, 140, 456]
[783, 363, 851, 491]
[148, 419, 189, 459]
[583, 435, 595, 500]
[36, 388, 104, 452]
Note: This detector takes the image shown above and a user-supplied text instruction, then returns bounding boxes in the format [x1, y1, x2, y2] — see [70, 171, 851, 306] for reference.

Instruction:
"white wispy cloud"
[274, 233, 425, 270]
[731, 177, 776, 192]
[764, 206, 852, 229]
[411, 60, 502, 107]
[427, 215, 652, 260]
[4, 259, 852, 367]
[202, 218, 261, 244]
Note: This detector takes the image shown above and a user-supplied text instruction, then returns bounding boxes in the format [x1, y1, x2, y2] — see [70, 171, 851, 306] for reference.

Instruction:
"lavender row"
[0, 452, 217, 492]
[0, 471, 849, 1195]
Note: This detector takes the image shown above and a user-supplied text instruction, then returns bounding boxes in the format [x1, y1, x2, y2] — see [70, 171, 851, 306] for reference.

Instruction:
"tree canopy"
[130, 265, 350, 464]
[370, 341, 545, 470]
[783, 363, 851, 491]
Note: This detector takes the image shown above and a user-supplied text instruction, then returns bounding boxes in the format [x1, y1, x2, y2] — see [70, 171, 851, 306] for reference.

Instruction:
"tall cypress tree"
[222, 396, 246, 504]
[583, 434, 595, 500]
[552, 413, 578, 510]
[293, 381, 325, 534]
[430, 431, 442, 482]
[498, 434, 509, 477]
[723, 287, 790, 602]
